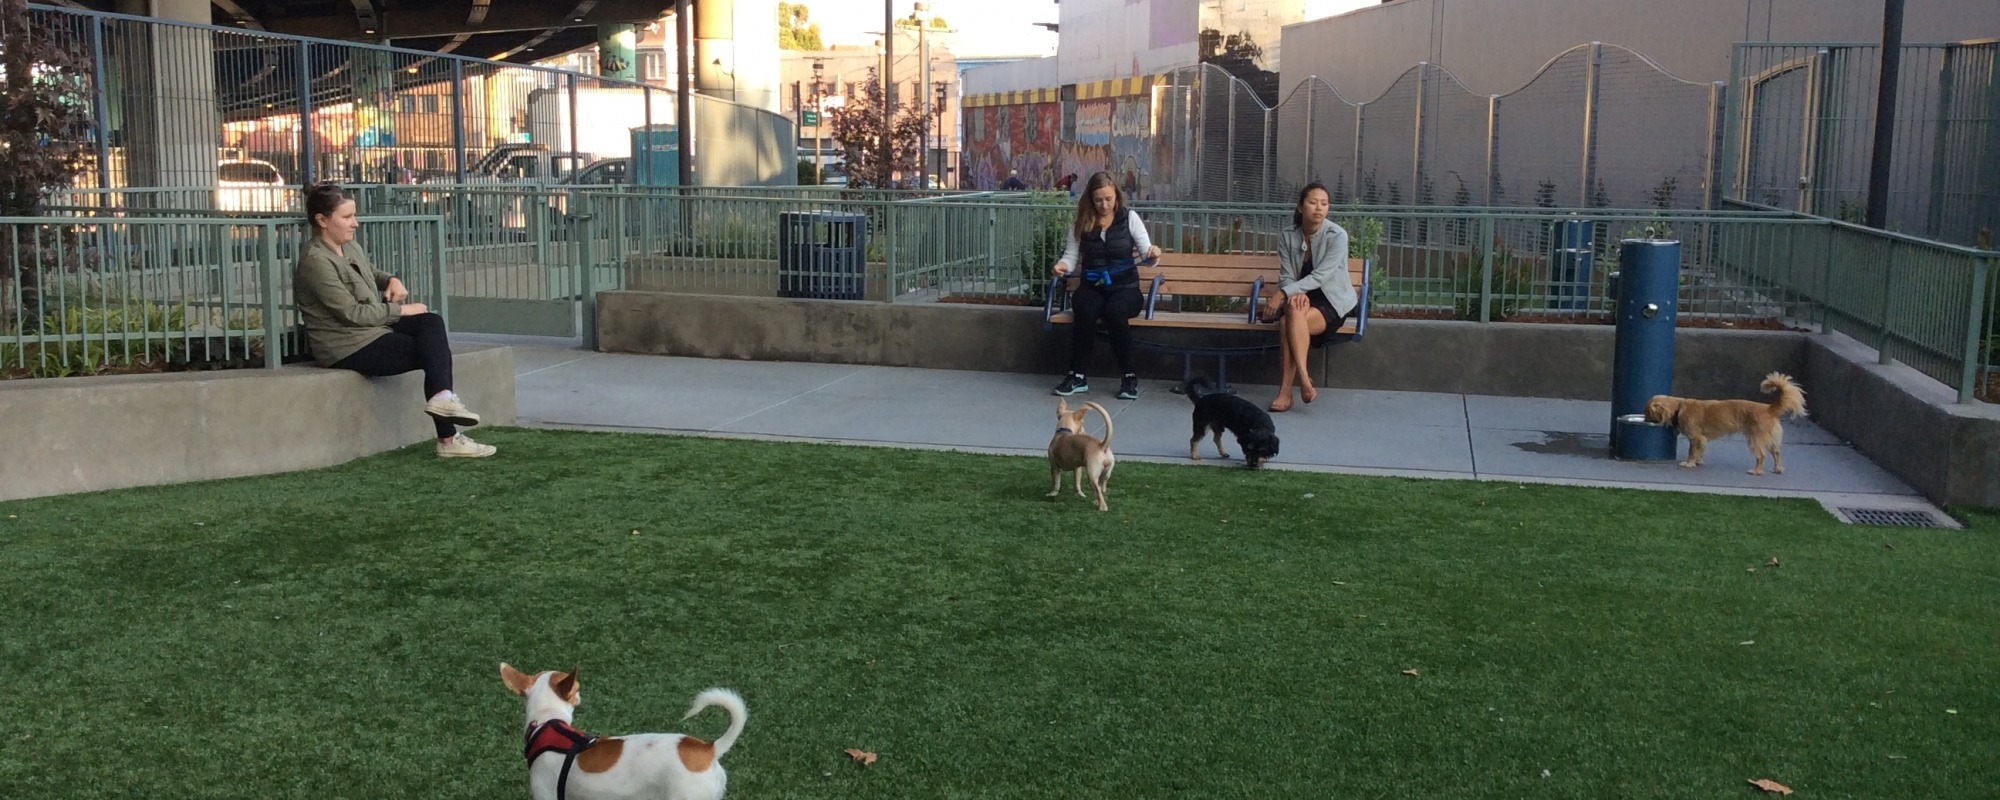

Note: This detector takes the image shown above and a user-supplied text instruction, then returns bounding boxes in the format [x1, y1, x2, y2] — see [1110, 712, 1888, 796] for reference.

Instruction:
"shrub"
[1449, 238, 1536, 321]
[1019, 191, 1071, 305]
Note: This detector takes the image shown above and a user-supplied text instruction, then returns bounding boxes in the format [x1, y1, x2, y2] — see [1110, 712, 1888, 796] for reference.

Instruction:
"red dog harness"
[524, 719, 598, 800]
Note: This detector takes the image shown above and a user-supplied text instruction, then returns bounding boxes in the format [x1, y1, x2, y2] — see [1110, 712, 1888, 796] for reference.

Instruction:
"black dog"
[1181, 377, 1280, 468]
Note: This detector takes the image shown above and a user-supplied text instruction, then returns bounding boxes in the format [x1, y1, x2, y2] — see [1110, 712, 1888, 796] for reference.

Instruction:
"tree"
[778, 3, 823, 51]
[2, 0, 94, 321]
[1, 0, 92, 217]
[826, 67, 933, 189]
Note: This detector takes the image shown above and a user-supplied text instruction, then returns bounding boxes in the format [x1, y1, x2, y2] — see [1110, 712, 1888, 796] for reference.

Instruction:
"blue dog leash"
[1080, 255, 1158, 287]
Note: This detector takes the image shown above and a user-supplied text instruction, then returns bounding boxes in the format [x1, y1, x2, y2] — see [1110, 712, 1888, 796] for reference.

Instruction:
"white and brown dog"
[499, 664, 746, 800]
[1048, 399, 1116, 511]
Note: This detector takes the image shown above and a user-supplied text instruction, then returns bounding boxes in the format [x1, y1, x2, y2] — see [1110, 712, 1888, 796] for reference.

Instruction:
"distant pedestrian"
[1055, 172, 1079, 197]
[1000, 169, 1026, 191]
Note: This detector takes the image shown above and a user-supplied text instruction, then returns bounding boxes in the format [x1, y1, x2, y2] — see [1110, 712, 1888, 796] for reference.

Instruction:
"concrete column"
[694, 0, 779, 111]
[354, 44, 397, 164]
[598, 24, 637, 81]
[111, 0, 220, 197]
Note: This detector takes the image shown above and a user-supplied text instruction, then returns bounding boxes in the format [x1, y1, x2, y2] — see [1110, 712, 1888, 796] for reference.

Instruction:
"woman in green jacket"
[294, 183, 495, 458]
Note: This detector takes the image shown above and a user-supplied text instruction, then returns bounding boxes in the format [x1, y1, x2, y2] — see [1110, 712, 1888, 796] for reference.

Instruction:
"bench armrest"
[1143, 272, 1164, 319]
[1248, 276, 1266, 324]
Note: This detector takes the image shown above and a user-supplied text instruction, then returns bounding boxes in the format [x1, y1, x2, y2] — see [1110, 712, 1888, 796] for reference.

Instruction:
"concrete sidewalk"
[473, 335, 1932, 511]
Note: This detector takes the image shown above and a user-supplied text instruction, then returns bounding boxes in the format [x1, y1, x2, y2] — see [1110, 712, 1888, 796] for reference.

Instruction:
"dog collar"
[1055, 427, 1074, 434]
[525, 719, 598, 800]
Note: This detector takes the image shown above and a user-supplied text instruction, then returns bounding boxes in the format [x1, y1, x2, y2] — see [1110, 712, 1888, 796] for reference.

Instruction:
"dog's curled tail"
[685, 688, 748, 758]
[1180, 376, 1212, 402]
[1761, 372, 1807, 418]
[1081, 401, 1114, 448]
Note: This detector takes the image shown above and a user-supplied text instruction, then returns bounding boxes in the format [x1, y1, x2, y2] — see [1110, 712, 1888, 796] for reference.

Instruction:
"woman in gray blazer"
[1263, 182, 1359, 412]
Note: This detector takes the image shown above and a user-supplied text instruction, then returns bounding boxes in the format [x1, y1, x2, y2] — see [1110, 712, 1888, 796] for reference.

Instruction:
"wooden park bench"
[1043, 252, 1371, 390]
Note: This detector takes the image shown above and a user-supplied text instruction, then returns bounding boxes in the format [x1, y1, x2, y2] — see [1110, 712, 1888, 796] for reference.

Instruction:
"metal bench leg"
[1217, 356, 1230, 394]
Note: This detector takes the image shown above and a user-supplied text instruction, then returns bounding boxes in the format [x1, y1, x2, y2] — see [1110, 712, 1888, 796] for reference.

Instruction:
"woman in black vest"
[1050, 171, 1159, 399]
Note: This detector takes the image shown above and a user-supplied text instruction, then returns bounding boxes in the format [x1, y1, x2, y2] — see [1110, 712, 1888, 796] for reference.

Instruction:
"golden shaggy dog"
[1643, 373, 1807, 475]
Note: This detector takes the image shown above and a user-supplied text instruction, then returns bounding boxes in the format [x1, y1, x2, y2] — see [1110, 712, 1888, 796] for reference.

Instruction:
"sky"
[801, 0, 1379, 59]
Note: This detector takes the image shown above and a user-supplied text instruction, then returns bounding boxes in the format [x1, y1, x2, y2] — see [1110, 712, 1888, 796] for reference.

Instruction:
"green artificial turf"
[1, 428, 1994, 799]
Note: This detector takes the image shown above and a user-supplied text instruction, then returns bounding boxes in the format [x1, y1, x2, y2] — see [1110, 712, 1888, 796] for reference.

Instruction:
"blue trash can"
[778, 211, 867, 300]
[1609, 237, 1680, 461]
[1550, 217, 1593, 311]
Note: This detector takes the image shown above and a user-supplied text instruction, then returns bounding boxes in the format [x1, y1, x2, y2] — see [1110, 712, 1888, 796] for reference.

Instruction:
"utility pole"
[881, 0, 894, 188]
[1864, 0, 1905, 228]
[917, 2, 930, 188]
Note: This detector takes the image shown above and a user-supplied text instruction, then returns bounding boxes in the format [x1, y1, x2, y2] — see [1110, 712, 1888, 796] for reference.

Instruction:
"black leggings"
[332, 313, 456, 438]
[1069, 282, 1142, 375]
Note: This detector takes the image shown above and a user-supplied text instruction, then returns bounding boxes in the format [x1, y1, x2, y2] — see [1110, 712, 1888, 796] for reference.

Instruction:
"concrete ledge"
[597, 291, 2000, 507]
[596, 291, 1807, 400]
[1804, 333, 2000, 508]
[0, 344, 516, 502]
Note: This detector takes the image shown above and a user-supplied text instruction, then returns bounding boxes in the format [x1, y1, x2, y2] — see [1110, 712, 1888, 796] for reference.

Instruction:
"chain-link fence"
[976, 46, 1727, 213]
[1727, 41, 2000, 247]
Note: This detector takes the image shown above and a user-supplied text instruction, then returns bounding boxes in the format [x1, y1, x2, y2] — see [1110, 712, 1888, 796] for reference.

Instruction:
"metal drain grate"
[1834, 507, 1949, 528]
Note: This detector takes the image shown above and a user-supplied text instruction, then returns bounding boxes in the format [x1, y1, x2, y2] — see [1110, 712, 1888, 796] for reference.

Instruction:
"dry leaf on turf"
[1748, 778, 1794, 794]
[844, 748, 879, 766]
[1402, 668, 1420, 676]
[1767, 557, 1780, 567]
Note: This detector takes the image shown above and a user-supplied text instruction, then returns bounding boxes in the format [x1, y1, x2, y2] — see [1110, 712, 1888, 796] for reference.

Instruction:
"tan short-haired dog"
[500, 664, 746, 800]
[1047, 399, 1115, 511]
[1643, 372, 1807, 475]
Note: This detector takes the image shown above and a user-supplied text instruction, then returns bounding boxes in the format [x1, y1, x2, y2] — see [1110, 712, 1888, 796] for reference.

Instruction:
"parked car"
[216, 158, 294, 212]
[819, 162, 848, 187]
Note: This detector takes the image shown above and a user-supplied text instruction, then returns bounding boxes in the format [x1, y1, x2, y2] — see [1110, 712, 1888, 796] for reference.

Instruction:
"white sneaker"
[424, 394, 481, 427]
[437, 433, 497, 458]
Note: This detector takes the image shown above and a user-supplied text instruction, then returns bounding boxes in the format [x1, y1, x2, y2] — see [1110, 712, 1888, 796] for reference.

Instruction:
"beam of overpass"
[264, 0, 671, 41]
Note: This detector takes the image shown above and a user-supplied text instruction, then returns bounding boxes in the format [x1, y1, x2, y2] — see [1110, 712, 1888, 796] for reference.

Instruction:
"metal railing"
[3, 215, 446, 376]
[547, 192, 1993, 400]
[17, 185, 1991, 401]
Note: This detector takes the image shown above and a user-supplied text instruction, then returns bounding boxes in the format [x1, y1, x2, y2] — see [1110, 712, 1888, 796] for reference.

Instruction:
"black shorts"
[1278, 288, 1349, 348]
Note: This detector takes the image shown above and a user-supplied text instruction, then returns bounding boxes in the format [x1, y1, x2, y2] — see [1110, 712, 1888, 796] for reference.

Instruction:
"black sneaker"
[1117, 375, 1140, 400]
[1052, 373, 1088, 396]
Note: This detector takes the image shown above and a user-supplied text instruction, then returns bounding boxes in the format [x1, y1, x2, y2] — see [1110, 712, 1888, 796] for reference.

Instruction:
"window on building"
[640, 51, 665, 81]
[1060, 85, 1077, 141]
[397, 96, 416, 113]
[970, 108, 985, 141]
[421, 95, 439, 114]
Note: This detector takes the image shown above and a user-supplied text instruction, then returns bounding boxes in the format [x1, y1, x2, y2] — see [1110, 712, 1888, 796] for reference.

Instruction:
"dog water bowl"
[1611, 413, 1677, 461]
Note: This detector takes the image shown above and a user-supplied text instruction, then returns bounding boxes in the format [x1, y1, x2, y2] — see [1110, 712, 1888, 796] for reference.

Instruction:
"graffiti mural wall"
[961, 102, 1061, 189]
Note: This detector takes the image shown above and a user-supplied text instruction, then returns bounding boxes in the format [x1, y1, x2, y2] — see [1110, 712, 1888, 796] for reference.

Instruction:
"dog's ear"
[551, 668, 581, 705]
[1056, 398, 1069, 415]
[499, 662, 534, 697]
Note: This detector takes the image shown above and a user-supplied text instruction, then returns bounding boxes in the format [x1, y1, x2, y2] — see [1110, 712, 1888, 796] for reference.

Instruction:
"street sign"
[802, 110, 821, 126]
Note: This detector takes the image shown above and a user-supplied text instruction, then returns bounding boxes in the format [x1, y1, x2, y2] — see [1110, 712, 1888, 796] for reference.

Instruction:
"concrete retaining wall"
[596, 291, 1999, 507]
[595, 291, 1806, 400]
[1804, 334, 2000, 508]
[0, 345, 515, 502]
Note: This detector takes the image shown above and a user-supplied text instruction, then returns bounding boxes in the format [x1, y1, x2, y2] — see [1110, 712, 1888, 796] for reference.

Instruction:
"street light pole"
[812, 58, 825, 185]
[935, 80, 948, 189]
[917, 2, 930, 189]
